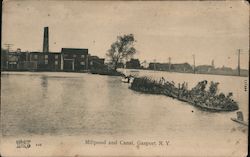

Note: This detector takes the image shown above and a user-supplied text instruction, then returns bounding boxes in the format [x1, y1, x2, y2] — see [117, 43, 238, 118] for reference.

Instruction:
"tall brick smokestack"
[43, 27, 49, 52]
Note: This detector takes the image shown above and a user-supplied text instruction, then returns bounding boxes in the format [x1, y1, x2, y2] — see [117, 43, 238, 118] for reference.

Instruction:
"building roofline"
[61, 48, 88, 51]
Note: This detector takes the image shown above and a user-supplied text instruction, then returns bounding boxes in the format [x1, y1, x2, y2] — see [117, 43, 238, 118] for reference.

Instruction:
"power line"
[192, 54, 195, 74]
[235, 49, 249, 76]
[237, 49, 241, 76]
[4, 44, 14, 52]
[168, 57, 171, 71]
[153, 59, 156, 71]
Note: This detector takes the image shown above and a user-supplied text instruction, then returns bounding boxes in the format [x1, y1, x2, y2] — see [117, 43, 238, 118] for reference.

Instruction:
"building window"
[45, 55, 48, 59]
[90, 61, 93, 65]
[55, 55, 58, 59]
[81, 55, 85, 58]
[55, 61, 58, 65]
[34, 55, 38, 59]
[73, 54, 77, 58]
[45, 60, 48, 64]
[80, 61, 85, 65]
[64, 54, 68, 57]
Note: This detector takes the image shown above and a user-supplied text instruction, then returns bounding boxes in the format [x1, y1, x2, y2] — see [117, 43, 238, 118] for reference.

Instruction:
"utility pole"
[168, 57, 171, 72]
[235, 49, 248, 76]
[4, 44, 13, 52]
[192, 54, 195, 74]
[4, 44, 13, 69]
[211, 59, 214, 68]
[237, 49, 241, 76]
[153, 59, 156, 71]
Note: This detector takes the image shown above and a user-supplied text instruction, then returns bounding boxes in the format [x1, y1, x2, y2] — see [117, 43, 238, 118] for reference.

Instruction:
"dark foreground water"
[1, 71, 248, 156]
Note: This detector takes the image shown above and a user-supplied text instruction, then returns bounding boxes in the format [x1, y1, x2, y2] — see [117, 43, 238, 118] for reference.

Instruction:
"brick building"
[61, 48, 89, 72]
[88, 55, 105, 70]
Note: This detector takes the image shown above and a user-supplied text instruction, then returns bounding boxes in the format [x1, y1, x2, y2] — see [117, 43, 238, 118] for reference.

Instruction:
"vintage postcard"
[1, 0, 249, 156]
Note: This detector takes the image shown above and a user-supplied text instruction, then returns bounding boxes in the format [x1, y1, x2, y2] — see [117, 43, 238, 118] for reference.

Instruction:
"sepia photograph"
[1, 0, 249, 156]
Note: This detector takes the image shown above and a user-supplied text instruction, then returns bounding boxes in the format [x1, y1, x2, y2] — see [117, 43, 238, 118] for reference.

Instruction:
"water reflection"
[41, 75, 48, 98]
[1, 72, 248, 138]
[1, 72, 248, 157]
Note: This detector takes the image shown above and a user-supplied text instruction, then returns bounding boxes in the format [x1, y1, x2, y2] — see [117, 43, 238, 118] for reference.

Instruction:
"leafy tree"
[106, 34, 136, 70]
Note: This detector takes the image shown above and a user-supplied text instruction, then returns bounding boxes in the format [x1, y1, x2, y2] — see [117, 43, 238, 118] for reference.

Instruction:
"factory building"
[61, 48, 88, 72]
[29, 51, 62, 71]
[48, 52, 61, 71]
[6, 52, 19, 70]
[1, 27, 105, 72]
[88, 56, 105, 70]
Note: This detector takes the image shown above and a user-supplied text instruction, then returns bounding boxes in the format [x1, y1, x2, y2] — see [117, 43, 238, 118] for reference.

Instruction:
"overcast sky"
[2, 0, 249, 69]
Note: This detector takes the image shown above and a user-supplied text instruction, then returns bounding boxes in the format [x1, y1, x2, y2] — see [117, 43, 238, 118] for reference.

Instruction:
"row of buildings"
[116, 59, 141, 69]
[1, 27, 105, 72]
[148, 62, 193, 72]
[147, 62, 248, 76]
[1, 48, 105, 72]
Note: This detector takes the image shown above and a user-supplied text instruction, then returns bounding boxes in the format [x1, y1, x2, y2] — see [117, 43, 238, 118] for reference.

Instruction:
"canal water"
[1, 71, 248, 156]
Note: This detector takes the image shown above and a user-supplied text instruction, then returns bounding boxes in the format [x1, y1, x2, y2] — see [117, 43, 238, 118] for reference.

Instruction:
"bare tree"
[106, 34, 136, 70]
